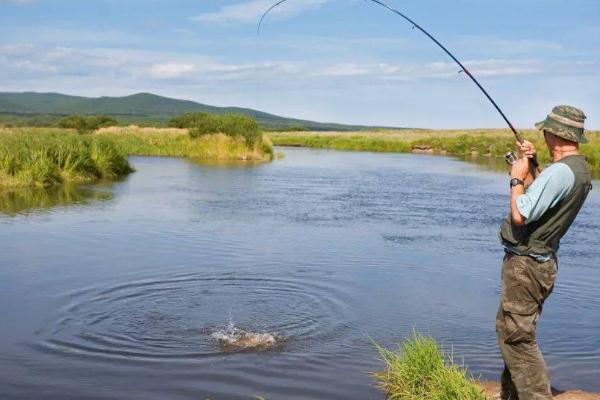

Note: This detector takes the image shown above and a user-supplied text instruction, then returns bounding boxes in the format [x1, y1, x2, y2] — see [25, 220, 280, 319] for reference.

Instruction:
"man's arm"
[510, 157, 530, 226]
[509, 139, 540, 225]
[509, 161, 576, 226]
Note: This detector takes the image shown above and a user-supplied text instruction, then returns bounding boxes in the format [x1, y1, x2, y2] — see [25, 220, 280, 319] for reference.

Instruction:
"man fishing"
[258, 2, 594, 397]
[497, 105, 592, 400]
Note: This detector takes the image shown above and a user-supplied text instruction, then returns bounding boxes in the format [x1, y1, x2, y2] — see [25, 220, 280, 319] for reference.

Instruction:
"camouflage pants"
[496, 253, 558, 400]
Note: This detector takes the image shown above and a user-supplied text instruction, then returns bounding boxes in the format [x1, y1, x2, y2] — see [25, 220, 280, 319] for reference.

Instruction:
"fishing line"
[256, 0, 526, 144]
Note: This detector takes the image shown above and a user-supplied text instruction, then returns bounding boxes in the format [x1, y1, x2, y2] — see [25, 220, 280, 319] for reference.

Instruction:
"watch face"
[510, 178, 523, 187]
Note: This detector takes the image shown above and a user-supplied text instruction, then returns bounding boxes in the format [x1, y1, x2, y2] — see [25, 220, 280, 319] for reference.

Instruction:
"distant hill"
[0, 92, 401, 131]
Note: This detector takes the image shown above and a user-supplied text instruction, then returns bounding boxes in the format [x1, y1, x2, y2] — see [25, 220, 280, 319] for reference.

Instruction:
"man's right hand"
[517, 140, 536, 159]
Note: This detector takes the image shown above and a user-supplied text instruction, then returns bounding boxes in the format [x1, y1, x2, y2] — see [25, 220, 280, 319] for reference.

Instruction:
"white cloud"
[191, 0, 328, 24]
[149, 63, 197, 79]
[2, 44, 596, 88]
[315, 59, 543, 81]
[458, 36, 563, 55]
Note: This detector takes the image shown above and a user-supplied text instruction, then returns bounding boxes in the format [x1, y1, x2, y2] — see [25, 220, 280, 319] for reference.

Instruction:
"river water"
[1, 148, 599, 399]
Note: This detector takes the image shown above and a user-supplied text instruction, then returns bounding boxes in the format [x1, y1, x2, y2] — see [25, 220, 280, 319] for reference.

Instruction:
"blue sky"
[1, 0, 599, 128]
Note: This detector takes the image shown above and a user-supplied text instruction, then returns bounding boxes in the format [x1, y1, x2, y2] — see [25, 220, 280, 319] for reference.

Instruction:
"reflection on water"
[457, 154, 511, 174]
[0, 150, 598, 400]
[0, 184, 113, 216]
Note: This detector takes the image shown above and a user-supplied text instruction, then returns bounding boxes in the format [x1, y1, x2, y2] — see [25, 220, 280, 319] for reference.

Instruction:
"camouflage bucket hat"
[535, 105, 588, 143]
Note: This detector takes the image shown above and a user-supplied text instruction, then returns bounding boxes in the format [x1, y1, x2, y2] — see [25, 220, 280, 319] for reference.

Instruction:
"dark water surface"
[1, 148, 599, 399]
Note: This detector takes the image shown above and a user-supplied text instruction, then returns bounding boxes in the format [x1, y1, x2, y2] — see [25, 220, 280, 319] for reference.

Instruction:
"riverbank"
[0, 126, 274, 189]
[269, 129, 600, 174]
[479, 381, 600, 400]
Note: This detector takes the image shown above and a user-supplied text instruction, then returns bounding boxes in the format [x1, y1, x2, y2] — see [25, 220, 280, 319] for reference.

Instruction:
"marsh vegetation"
[98, 125, 273, 161]
[0, 115, 273, 189]
[0, 129, 132, 188]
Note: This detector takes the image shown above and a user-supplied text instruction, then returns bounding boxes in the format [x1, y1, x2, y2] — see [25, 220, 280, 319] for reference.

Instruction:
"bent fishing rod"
[257, 0, 530, 151]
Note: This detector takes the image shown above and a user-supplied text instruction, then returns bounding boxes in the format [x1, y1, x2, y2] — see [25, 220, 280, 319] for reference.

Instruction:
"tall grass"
[97, 126, 273, 161]
[0, 130, 133, 188]
[373, 334, 486, 400]
[270, 129, 600, 175]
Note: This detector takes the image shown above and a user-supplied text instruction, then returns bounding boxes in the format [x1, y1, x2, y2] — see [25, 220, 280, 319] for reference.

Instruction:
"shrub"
[168, 112, 262, 146]
[59, 115, 118, 134]
[168, 112, 212, 129]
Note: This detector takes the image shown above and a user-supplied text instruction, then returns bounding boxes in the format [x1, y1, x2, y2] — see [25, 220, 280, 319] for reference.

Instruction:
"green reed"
[0, 131, 133, 188]
[373, 334, 486, 400]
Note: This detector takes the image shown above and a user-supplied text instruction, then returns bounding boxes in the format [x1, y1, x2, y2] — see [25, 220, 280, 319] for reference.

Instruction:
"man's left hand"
[511, 157, 530, 181]
[516, 140, 537, 159]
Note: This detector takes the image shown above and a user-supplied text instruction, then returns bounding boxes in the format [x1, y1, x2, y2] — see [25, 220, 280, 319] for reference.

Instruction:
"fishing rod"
[257, 0, 534, 159]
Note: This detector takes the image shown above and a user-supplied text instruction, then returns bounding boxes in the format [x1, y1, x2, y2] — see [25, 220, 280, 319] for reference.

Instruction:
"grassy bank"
[97, 126, 274, 161]
[270, 129, 600, 174]
[373, 334, 486, 400]
[0, 126, 272, 189]
[0, 129, 133, 188]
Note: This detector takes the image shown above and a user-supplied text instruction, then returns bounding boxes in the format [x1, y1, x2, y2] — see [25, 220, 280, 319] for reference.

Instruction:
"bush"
[168, 112, 212, 129]
[168, 112, 262, 146]
[373, 334, 486, 400]
[59, 115, 118, 134]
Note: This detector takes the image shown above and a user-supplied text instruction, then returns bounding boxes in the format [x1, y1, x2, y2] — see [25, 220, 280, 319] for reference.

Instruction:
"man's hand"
[516, 140, 536, 159]
[511, 157, 530, 181]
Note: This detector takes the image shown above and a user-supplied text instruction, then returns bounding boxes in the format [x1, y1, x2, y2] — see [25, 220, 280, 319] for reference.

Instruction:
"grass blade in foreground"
[373, 334, 486, 400]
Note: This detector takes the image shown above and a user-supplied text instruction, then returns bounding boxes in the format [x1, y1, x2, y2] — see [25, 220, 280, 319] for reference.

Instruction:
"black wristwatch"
[510, 178, 524, 188]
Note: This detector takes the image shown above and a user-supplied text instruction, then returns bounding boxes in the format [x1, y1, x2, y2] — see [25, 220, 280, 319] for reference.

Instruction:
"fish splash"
[211, 316, 279, 352]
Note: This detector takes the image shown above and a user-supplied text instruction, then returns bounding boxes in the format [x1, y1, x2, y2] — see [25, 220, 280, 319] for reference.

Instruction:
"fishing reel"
[504, 151, 518, 166]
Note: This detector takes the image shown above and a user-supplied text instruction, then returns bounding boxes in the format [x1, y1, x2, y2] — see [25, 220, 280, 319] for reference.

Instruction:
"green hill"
[0, 92, 400, 131]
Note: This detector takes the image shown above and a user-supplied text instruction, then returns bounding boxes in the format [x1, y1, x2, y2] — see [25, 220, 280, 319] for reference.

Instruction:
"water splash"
[211, 313, 279, 352]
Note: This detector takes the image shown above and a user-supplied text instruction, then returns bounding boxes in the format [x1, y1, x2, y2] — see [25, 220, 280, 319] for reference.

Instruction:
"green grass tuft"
[372, 334, 486, 400]
[0, 130, 133, 188]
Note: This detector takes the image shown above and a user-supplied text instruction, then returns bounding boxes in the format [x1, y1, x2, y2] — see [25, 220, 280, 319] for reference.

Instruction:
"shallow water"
[1, 148, 598, 399]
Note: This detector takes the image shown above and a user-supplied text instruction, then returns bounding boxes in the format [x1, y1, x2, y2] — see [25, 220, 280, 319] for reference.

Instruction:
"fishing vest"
[500, 155, 592, 256]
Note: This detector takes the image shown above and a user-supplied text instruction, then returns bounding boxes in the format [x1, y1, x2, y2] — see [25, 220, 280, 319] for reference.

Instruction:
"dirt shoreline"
[479, 381, 600, 399]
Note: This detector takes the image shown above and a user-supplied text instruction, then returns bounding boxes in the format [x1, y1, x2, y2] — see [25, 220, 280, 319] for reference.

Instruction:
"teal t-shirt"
[516, 162, 575, 223]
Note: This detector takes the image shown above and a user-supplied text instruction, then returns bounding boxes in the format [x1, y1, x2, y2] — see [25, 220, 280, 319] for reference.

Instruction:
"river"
[1, 147, 598, 399]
